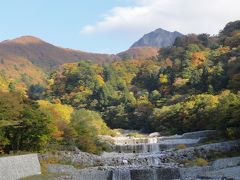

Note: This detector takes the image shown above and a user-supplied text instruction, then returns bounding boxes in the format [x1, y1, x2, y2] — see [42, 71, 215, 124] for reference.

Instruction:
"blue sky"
[0, 0, 239, 53]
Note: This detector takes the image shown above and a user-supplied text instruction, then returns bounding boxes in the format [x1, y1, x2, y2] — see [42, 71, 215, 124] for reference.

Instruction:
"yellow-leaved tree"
[37, 100, 73, 141]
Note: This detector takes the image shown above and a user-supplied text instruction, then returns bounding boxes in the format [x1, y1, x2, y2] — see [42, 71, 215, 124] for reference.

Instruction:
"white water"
[114, 138, 201, 153]
[148, 143, 160, 152]
[112, 169, 131, 180]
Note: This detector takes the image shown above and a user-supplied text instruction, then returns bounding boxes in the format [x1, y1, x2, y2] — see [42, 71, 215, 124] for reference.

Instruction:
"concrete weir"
[115, 138, 201, 153]
[111, 167, 180, 180]
[49, 165, 181, 180]
[111, 130, 216, 153]
[0, 154, 41, 180]
[49, 130, 226, 180]
[112, 168, 131, 180]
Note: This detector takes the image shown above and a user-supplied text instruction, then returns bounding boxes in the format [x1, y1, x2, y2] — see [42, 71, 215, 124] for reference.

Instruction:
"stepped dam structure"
[108, 130, 216, 153]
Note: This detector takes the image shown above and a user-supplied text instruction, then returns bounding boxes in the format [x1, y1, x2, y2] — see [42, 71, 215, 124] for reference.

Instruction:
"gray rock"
[179, 166, 213, 179]
[198, 166, 240, 180]
[173, 140, 240, 161]
[212, 157, 240, 170]
[72, 168, 112, 180]
[179, 156, 240, 180]
[55, 151, 104, 167]
[181, 130, 216, 139]
[42, 135, 240, 180]
[131, 28, 183, 48]
[48, 164, 77, 174]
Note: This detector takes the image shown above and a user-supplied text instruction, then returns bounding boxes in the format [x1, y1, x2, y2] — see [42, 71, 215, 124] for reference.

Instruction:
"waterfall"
[115, 143, 161, 153]
[112, 169, 131, 180]
[149, 143, 160, 152]
[148, 137, 158, 144]
[142, 144, 148, 153]
[142, 143, 159, 153]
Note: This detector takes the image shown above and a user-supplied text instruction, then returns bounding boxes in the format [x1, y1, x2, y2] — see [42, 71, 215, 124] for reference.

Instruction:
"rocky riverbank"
[39, 130, 240, 180]
[49, 155, 240, 180]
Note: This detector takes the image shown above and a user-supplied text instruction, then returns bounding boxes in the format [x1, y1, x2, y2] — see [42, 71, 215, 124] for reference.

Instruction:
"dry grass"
[192, 158, 209, 166]
[176, 144, 187, 149]
[127, 132, 144, 138]
[39, 156, 59, 174]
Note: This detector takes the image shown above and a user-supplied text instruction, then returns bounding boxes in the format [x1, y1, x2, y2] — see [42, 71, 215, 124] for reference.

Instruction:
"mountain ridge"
[0, 36, 120, 71]
[131, 28, 183, 48]
[0, 36, 120, 90]
[0, 30, 177, 90]
[1, 36, 45, 45]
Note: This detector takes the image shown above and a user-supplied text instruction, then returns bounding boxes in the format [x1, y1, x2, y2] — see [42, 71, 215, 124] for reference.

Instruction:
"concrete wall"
[0, 154, 41, 180]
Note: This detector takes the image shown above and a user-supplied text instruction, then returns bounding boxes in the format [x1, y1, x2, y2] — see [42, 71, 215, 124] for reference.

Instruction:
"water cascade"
[113, 135, 202, 153]
[112, 168, 131, 180]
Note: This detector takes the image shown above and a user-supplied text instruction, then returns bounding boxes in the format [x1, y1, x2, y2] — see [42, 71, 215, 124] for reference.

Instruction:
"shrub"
[193, 158, 208, 166]
[127, 132, 143, 138]
[71, 109, 114, 154]
[176, 144, 187, 149]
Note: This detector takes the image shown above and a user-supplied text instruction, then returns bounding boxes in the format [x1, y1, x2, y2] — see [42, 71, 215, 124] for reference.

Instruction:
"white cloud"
[81, 0, 240, 37]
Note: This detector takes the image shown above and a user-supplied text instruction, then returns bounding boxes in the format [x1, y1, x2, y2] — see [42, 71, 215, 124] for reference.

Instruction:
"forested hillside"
[47, 21, 240, 144]
[0, 36, 157, 91]
[0, 20, 239, 154]
[117, 47, 159, 60]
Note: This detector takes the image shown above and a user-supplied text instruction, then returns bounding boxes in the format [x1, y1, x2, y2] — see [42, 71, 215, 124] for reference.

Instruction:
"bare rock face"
[131, 28, 183, 48]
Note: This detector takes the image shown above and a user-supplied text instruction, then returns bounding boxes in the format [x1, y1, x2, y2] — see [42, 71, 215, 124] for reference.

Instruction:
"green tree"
[70, 109, 113, 154]
[28, 84, 45, 100]
[0, 92, 53, 153]
[6, 102, 53, 152]
[8, 82, 16, 92]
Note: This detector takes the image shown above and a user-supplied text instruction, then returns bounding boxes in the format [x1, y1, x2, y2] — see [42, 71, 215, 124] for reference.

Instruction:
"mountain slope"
[0, 56, 45, 91]
[0, 33, 177, 91]
[0, 36, 120, 91]
[131, 28, 183, 48]
[117, 47, 159, 60]
[0, 36, 119, 70]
